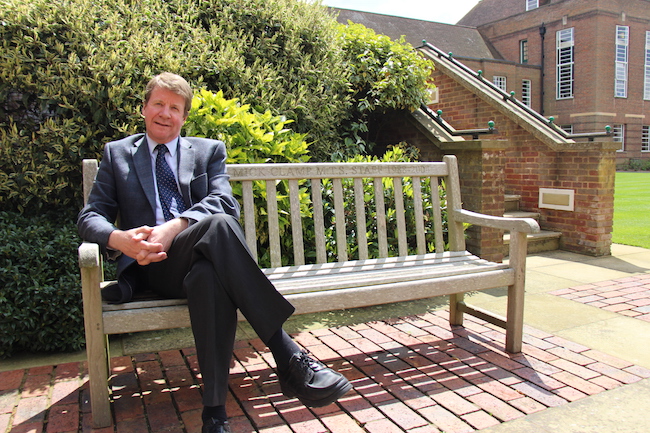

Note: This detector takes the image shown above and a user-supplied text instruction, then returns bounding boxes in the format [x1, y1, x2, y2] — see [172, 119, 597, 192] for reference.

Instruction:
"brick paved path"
[2, 309, 649, 433]
[550, 274, 650, 321]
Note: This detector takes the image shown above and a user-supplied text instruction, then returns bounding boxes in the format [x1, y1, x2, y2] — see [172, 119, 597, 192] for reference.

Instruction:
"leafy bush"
[0, 0, 349, 214]
[334, 22, 436, 159]
[185, 89, 311, 165]
[0, 211, 83, 358]
[185, 89, 312, 265]
[0, 0, 435, 215]
[622, 158, 650, 171]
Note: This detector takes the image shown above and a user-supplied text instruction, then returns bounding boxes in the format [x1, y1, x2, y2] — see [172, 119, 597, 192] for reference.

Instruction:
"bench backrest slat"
[354, 178, 368, 260]
[394, 178, 407, 256]
[288, 179, 305, 265]
[374, 177, 388, 257]
[265, 179, 282, 268]
[412, 177, 426, 255]
[332, 177, 347, 262]
[311, 178, 327, 263]
[431, 176, 446, 253]
[241, 180, 257, 261]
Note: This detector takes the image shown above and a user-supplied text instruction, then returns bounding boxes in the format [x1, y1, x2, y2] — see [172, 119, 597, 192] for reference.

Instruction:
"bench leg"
[449, 293, 465, 326]
[505, 231, 527, 353]
[80, 253, 113, 428]
[86, 334, 112, 428]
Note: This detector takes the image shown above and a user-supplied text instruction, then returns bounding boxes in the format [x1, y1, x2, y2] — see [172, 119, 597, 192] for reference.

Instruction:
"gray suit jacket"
[77, 133, 240, 273]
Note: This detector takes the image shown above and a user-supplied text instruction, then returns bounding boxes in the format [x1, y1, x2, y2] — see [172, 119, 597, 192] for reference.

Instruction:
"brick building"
[333, 3, 627, 258]
[337, 0, 650, 165]
[458, 0, 650, 166]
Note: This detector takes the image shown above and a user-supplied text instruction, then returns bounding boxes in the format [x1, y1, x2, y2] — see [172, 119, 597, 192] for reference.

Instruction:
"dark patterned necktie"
[155, 144, 186, 221]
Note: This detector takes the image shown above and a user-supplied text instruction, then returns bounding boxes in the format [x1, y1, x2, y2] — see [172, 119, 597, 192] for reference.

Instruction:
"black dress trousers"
[145, 213, 295, 406]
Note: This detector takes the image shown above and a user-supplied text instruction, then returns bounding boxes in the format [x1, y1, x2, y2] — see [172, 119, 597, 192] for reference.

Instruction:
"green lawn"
[613, 172, 650, 249]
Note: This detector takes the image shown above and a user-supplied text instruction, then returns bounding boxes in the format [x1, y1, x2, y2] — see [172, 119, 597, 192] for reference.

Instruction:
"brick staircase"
[503, 194, 562, 254]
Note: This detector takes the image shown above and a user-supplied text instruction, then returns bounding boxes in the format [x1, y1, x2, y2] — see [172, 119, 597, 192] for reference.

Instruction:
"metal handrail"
[417, 41, 612, 142]
[420, 104, 497, 139]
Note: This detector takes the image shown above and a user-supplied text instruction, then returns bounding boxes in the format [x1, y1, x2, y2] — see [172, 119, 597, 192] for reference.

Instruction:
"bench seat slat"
[283, 269, 514, 314]
[272, 261, 510, 295]
[103, 306, 191, 335]
[266, 252, 492, 280]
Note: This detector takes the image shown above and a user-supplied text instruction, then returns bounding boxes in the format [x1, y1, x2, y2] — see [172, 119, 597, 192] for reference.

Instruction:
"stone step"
[503, 230, 562, 255]
[504, 194, 521, 212]
[503, 210, 540, 221]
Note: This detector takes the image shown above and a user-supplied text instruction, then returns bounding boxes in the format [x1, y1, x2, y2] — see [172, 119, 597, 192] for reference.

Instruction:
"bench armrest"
[79, 241, 101, 268]
[452, 209, 540, 233]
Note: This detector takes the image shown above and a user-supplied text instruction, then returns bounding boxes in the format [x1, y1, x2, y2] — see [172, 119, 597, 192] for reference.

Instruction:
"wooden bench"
[79, 155, 539, 427]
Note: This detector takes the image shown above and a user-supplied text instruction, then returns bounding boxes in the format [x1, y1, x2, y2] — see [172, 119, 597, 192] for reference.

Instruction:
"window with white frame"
[615, 26, 629, 98]
[613, 124, 625, 151]
[520, 39, 529, 63]
[493, 76, 507, 92]
[643, 32, 650, 100]
[526, 0, 539, 11]
[560, 125, 573, 134]
[556, 28, 575, 99]
[521, 79, 531, 107]
[642, 126, 649, 152]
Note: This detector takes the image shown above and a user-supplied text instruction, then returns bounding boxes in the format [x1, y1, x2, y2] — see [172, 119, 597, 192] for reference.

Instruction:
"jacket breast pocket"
[189, 173, 208, 204]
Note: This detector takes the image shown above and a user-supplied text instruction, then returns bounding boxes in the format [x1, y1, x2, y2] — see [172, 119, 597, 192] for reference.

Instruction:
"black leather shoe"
[278, 351, 352, 407]
[202, 418, 231, 433]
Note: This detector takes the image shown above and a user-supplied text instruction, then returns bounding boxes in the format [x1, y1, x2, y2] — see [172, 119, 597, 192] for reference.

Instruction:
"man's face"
[142, 87, 188, 144]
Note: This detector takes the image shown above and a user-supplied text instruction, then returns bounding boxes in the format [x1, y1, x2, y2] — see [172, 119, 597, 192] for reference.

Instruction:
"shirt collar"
[146, 134, 179, 158]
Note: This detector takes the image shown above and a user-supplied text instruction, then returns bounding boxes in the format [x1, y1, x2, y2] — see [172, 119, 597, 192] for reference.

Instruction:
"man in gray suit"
[78, 72, 351, 433]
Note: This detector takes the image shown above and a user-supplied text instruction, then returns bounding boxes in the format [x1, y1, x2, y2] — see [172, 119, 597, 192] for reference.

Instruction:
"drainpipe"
[539, 23, 546, 115]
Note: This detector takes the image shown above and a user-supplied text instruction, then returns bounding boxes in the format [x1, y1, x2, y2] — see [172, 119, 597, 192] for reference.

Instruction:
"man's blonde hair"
[144, 72, 193, 116]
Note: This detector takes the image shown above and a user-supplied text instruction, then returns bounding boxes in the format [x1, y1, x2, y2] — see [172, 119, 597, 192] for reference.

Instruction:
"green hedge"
[1, 0, 435, 217]
[0, 211, 84, 358]
[0, 0, 350, 215]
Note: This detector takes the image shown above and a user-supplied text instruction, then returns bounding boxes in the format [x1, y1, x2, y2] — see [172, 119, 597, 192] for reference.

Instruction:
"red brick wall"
[375, 68, 615, 257]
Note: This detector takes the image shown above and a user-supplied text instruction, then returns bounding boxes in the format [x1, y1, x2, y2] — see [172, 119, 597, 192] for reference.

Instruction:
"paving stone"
[467, 392, 525, 422]
[3, 286, 649, 433]
[461, 409, 500, 430]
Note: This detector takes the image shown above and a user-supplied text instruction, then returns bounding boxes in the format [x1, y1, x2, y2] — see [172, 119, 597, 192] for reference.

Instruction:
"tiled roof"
[332, 8, 501, 60]
[457, 0, 527, 27]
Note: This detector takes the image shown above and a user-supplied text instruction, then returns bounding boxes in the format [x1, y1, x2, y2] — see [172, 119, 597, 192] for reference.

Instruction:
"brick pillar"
[440, 140, 509, 262]
[548, 142, 617, 256]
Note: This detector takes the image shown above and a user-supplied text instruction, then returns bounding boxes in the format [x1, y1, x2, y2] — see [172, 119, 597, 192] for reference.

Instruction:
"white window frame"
[520, 39, 528, 64]
[613, 124, 625, 152]
[526, 0, 539, 11]
[493, 76, 507, 92]
[615, 25, 629, 98]
[560, 125, 573, 134]
[642, 126, 649, 152]
[643, 32, 650, 101]
[521, 79, 532, 107]
[556, 28, 575, 99]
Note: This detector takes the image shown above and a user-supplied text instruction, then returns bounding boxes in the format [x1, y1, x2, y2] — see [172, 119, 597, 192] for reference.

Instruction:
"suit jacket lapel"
[132, 136, 158, 213]
[178, 137, 195, 207]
